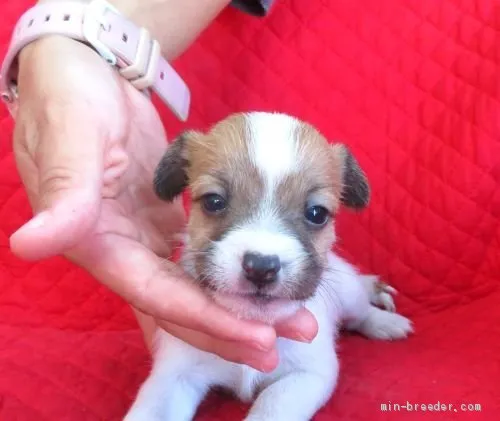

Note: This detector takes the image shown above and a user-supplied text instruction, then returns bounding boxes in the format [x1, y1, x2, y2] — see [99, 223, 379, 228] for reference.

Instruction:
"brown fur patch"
[181, 114, 265, 278]
[268, 121, 343, 297]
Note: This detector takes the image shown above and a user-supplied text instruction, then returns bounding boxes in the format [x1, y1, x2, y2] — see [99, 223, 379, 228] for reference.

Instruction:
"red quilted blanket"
[1, 1, 499, 420]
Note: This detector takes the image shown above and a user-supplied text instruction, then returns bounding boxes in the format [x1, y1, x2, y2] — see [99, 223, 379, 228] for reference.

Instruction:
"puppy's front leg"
[244, 367, 338, 421]
[340, 273, 413, 340]
[123, 363, 209, 421]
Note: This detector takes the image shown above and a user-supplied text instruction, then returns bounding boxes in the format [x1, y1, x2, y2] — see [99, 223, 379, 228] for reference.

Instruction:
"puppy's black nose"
[242, 252, 281, 287]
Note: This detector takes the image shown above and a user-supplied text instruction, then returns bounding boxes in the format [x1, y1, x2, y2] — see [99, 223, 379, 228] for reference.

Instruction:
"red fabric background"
[1, 0, 499, 420]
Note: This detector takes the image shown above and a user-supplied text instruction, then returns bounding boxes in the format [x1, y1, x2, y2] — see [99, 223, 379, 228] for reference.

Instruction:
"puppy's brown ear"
[153, 132, 191, 202]
[332, 144, 370, 209]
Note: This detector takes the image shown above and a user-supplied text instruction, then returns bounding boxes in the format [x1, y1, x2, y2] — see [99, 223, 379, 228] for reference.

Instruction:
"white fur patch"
[356, 307, 413, 340]
[124, 112, 413, 421]
[246, 112, 300, 192]
[125, 250, 413, 421]
[212, 227, 306, 280]
[209, 221, 308, 321]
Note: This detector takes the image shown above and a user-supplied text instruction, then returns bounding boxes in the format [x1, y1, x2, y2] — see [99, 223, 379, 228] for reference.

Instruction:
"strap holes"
[63, 14, 70, 21]
[122, 33, 128, 42]
[45, 15, 51, 22]
[28, 19, 34, 27]
[160, 72, 165, 80]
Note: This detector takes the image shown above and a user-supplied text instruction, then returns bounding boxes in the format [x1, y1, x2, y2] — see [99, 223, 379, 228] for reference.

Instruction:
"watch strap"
[0, 0, 190, 121]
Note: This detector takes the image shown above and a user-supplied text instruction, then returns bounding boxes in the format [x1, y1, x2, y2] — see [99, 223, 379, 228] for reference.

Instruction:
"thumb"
[10, 106, 105, 261]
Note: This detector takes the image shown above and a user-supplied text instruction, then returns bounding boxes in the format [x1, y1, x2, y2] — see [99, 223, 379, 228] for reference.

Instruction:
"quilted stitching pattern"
[1, 0, 499, 419]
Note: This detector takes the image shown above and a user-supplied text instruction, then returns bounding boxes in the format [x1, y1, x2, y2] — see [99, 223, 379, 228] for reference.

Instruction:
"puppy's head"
[154, 112, 369, 322]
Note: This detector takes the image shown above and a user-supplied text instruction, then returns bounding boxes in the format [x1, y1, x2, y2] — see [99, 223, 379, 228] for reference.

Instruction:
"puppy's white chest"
[228, 339, 318, 402]
[231, 364, 263, 402]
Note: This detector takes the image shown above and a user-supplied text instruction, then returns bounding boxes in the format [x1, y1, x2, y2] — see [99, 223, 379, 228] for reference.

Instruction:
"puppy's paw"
[357, 306, 413, 340]
[360, 275, 397, 312]
[372, 283, 397, 313]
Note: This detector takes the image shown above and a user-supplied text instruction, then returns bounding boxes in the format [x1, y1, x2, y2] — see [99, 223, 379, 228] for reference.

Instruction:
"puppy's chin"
[210, 291, 303, 325]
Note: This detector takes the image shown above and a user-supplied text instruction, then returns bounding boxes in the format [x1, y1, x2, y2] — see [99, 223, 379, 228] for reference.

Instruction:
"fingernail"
[250, 348, 279, 373]
[248, 328, 276, 352]
[297, 334, 314, 343]
[249, 341, 272, 352]
[249, 358, 276, 373]
[259, 363, 275, 373]
[286, 332, 315, 343]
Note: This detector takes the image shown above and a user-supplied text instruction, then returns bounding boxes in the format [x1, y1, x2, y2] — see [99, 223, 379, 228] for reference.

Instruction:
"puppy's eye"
[202, 193, 227, 214]
[304, 205, 330, 226]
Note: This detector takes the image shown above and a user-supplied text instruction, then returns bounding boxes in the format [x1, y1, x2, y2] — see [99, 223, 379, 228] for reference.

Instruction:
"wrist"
[18, 36, 71, 69]
[2, 0, 192, 121]
[117, 0, 233, 60]
[34, 0, 232, 60]
[20, 0, 134, 64]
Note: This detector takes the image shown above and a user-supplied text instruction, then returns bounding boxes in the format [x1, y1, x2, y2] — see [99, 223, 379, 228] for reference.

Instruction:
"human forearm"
[109, 0, 232, 60]
[36, 0, 232, 60]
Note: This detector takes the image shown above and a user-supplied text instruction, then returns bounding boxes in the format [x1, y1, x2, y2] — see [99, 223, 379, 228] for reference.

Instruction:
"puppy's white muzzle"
[204, 226, 309, 322]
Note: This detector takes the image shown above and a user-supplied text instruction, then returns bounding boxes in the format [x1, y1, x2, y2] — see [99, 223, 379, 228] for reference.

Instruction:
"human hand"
[8, 36, 318, 372]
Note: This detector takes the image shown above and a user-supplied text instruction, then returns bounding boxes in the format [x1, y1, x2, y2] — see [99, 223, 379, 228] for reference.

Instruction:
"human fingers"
[10, 101, 104, 260]
[159, 322, 279, 372]
[75, 233, 278, 353]
[274, 307, 319, 343]
[10, 37, 123, 260]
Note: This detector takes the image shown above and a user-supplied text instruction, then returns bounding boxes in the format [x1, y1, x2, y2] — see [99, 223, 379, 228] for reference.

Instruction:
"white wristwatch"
[0, 0, 191, 121]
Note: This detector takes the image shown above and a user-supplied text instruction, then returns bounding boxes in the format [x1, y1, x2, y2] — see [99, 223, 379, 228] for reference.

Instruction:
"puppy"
[124, 112, 413, 421]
